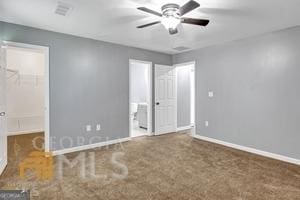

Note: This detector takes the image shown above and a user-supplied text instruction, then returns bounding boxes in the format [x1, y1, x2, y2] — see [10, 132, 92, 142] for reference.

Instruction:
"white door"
[155, 65, 176, 135]
[0, 42, 7, 175]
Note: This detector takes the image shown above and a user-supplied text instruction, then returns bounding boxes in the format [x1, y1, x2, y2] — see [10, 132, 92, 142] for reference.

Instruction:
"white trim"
[7, 129, 44, 136]
[193, 134, 300, 166]
[0, 156, 7, 175]
[44, 47, 50, 152]
[190, 65, 195, 126]
[52, 137, 131, 156]
[176, 126, 192, 132]
[174, 65, 178, 134]
[4, 41, 50, 152]
[129, 59, 153, 138]
[0, 42, 8, 175]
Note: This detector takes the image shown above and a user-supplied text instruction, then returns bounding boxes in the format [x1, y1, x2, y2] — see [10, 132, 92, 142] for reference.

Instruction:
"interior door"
[155, 65, 176, 135]
[0, 42, 7, 175]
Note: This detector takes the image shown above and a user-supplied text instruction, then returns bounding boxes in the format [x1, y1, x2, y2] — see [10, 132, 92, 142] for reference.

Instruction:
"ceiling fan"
[136, 0, 209, 35]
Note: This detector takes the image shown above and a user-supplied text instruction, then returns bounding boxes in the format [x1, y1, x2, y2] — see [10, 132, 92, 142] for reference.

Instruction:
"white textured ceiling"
[0, 0, 300, 54]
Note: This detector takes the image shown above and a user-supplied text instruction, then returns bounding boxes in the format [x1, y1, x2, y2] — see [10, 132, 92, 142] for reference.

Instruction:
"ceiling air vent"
[173, 46, 190, 51]
[55, 2, 73, 16]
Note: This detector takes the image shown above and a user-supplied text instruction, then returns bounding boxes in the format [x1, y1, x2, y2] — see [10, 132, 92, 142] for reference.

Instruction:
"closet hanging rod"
[0, 66, 20, 79]
[7, 68, 19, 73]
[0, 65, 19, 73]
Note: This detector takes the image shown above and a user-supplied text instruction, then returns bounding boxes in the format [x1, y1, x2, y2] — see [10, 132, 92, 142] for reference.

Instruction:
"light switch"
[208, 91, 214, 98]
[86, 125, 92, 132]
[205, 121, 209, 127]
[96, 124, 101, 131]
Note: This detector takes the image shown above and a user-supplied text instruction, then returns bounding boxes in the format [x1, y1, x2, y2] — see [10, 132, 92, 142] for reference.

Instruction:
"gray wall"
[1, 21, 299, 160]
[173, 26, 300, 160]
[0, 21, 172, 151]
[176, 66, 191, 127]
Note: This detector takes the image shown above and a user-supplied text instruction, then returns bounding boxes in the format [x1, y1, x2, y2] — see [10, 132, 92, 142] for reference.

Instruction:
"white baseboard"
[176, 126, 192, 132]
[154, 131, 176, 136]
[7, 129, 44, 136]
[193, 134, 300, 166]
[52, 137, 131, 156]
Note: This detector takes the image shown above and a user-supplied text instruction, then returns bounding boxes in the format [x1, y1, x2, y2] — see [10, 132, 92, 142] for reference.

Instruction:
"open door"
[155, 65, 176, 135]
[0, 42, 7, 175]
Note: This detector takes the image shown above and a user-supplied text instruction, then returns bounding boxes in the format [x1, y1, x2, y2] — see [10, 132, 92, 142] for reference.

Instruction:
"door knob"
[0, 112, 5, 117]
[156, 102, 160, 105]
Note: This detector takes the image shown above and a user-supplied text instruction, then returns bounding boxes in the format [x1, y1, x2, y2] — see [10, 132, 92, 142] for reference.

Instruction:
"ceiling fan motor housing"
[161, 3, 180, 18]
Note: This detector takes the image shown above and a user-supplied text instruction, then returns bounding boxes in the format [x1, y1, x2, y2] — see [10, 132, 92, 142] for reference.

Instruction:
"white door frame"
[0, 41, 8, 175]
[154, 64, 177, 135]
[3, 41, 50, 152]
[174, 61, 196, 136]
[129, 59, 153, 137]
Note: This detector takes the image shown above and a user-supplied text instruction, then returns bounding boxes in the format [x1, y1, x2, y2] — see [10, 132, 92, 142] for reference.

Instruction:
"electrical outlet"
[205, 121, 209, 127]
[86, 125, 92, 132]
[208, 91, 214, 98]
[96, 124, 101, 131]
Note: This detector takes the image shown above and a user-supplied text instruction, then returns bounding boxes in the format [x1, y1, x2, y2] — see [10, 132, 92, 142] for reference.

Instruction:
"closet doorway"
[129, 60, 152, 138]
[4, 41, 49, 153]
[175, 61, 196, 135]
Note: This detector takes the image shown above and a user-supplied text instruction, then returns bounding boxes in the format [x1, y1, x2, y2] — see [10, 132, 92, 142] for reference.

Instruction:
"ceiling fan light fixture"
[161, 3, 180, 30]
[161, 16, 180, 30]
[136, 1, 207, 35]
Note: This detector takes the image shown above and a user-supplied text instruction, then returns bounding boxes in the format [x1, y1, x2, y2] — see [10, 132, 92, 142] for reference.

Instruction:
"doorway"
[0, 41, 49, 175]
[129, 60, 152, 138]
[175, 61, 196, 135]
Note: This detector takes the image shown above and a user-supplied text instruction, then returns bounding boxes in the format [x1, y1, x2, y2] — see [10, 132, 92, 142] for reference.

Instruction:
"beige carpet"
[0, 133, 300, 200]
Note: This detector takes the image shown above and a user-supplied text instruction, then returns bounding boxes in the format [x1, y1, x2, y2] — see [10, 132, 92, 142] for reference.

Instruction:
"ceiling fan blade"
[181, 18, 209, 26]
[180, 0, 200, 16]
[137, 21, 161, 28]
[137, 7, 162, 17]
[169, 28, 178, 35]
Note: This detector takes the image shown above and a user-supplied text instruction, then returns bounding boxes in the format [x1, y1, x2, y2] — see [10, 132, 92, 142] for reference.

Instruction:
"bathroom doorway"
[129, 59, 152, 138]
